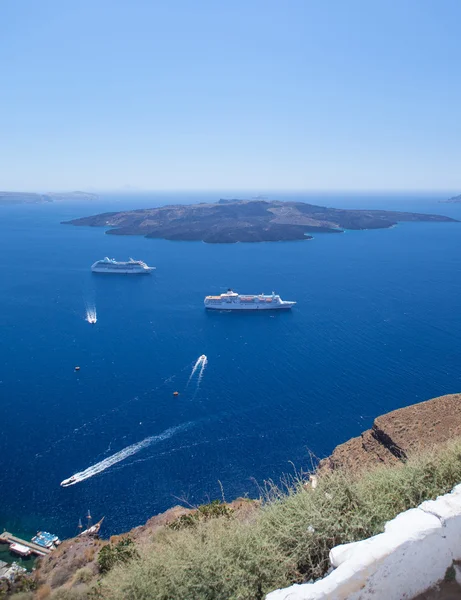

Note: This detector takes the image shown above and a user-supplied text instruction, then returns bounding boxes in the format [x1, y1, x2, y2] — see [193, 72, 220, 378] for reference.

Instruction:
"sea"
[0, 191, 460, 558]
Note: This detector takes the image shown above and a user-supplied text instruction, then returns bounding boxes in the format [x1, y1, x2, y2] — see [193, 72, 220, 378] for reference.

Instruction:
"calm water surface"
[0, 191, 460, 545]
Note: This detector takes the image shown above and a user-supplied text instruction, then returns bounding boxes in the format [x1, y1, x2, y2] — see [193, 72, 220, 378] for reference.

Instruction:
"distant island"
[0, 192, 52, 205]
[63, 198, 457, 243]
[441, 193, 461, 203]
[0, 191, 98, 205]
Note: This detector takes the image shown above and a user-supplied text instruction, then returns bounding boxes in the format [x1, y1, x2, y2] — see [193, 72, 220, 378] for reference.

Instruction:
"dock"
[0, 532, 50, 557]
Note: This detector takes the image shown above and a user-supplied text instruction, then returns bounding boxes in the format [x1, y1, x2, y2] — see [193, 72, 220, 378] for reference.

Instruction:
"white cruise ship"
[91, 257, 155, 274]
[204, 289, 296, 311]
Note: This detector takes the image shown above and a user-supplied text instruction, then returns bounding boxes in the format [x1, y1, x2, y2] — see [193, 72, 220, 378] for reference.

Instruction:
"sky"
[1, 0, 460, 192]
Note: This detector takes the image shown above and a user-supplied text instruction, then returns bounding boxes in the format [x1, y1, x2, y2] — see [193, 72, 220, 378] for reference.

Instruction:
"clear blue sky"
[1, 0, 460, 192]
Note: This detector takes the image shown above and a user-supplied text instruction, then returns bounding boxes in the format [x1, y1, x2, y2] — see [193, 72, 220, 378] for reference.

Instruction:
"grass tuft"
[169, 500, 234, 530]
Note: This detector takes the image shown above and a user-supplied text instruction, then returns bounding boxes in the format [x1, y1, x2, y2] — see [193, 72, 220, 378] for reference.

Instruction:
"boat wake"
[197, 355, 208, 383]
[60, 422, 189, 487]
[187, 354, 208, 386]
[36, 365, 191, 460]
[85, 304, 97, 324]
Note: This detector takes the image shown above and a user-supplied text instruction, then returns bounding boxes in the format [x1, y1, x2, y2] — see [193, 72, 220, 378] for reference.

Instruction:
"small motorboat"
[61, 475, 77, 487]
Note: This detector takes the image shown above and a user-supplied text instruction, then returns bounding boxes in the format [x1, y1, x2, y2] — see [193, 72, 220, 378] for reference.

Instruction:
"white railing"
[267, 483, 461, 600]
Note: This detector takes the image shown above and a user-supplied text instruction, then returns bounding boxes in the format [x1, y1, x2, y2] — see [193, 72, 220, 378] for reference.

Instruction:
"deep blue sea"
[1, 191, 460, 550]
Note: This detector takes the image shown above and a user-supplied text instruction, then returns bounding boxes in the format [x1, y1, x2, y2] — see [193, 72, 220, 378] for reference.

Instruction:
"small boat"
[32, 532, 61, 549]
[173, 391, 179, 396]
[9, 542, 31, 557]
[79, 517, 104, 537]
[61, 475, 77, 487]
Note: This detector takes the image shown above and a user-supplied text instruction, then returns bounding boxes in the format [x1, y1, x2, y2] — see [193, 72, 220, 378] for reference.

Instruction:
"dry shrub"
[50, 587, 91, 600]
[34, 558, 43, 570]
[51, 565, 73, 588]
[71, 555, 87, 570]
[109, 535, 121, 545]
[73, 567, 93, 585]
[37, 584, 52, 599]
[83, 547, 96, 562]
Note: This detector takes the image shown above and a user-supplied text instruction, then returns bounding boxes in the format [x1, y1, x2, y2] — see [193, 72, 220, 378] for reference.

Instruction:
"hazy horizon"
[2, 0, 461, 191]
[1, 188, 458, 196]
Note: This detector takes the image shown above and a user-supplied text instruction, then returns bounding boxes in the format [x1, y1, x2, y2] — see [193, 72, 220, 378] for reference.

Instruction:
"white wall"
[266, 483, 461, 600]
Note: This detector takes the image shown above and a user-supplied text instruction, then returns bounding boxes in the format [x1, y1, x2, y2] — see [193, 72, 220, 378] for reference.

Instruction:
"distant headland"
[63, 198, 457, 243]
[0, 191, 98, 205]
[441, 193, 461, 203]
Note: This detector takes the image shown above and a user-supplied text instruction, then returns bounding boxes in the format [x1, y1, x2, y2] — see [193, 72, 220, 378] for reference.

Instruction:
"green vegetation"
[97, 539, 138, 575]
[445, 563, 457, 582]
[169, 500, 234, 530]
[98, 439, 461, 600]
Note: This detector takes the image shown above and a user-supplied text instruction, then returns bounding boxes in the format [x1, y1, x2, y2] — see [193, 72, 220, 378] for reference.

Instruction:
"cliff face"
[321, 393, 461, 472]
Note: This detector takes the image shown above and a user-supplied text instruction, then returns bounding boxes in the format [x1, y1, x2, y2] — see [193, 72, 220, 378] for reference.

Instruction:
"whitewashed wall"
[266, 483, 461, 600]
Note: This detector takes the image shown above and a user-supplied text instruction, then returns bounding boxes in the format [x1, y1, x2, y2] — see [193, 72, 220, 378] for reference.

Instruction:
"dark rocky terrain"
[63, 198, 457, 243]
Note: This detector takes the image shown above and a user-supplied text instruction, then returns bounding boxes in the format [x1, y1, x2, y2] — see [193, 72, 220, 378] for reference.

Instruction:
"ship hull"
[91, 257, 155, 274]
[91, 267, 153, 274]
[204, 290, 295, 311]
[205, 303, 295, 311]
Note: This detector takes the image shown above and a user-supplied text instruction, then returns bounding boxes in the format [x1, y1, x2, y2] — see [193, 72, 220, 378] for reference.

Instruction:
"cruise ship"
[204, 289, 296, 311]
[91, 257, 155, 274]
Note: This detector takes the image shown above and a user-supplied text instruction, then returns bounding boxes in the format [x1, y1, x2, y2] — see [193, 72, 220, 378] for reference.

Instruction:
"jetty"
[0, 532, 50, 557]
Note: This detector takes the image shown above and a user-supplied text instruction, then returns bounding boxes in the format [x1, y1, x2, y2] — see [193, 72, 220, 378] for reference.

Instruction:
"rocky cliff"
[321, 393, 461, 472]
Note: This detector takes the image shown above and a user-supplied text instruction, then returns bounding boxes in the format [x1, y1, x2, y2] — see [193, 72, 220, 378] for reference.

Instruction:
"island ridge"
[63, 198, 457, 243]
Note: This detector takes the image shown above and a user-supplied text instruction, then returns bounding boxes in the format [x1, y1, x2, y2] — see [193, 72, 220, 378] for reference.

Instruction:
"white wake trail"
[197, 356, 208, 384]
[85, 304, 97, 324]
[187, 356, 204, 385]
[60, 423, 189, 487]
[190, 355, 208, 399]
